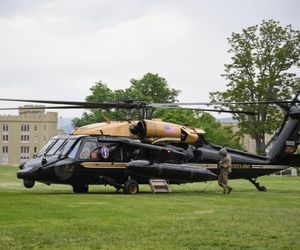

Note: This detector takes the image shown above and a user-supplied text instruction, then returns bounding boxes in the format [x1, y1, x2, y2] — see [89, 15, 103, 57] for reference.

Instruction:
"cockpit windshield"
[46, 139, 67, 155]
[68, 140, 81, 159]
[37, 139, 57, 156]
[36, 136, 83, 157]
[58, 139, 78, 156]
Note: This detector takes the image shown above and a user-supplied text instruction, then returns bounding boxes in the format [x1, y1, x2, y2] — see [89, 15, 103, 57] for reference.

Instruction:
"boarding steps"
[149, 179, 171, 193]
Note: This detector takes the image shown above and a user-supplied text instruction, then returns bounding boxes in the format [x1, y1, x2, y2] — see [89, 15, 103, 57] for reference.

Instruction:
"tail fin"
[267, 98, 300, 162]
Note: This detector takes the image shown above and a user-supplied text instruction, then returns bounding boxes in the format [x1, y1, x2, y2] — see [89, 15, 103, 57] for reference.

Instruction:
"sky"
[0, 0, 299, 118]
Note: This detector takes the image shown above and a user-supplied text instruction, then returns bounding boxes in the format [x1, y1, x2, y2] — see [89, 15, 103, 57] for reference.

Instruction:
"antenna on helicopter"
[125, 110, 133, 121]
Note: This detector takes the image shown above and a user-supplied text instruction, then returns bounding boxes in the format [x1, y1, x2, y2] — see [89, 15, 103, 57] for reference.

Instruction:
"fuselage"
[17, 134, 290, 187]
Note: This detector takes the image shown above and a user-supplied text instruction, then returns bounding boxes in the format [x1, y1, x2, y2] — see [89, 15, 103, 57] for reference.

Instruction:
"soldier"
[218, 148, 233, 194]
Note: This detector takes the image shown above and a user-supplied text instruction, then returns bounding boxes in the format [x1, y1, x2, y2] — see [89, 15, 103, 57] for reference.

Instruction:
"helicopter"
[0, 95, 300, 194]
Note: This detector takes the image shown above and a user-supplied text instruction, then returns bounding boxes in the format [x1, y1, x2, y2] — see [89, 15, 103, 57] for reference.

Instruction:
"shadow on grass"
[8, 188, 278, 197]
[8, 188, 223, 196]
[4, 179, 299, 197]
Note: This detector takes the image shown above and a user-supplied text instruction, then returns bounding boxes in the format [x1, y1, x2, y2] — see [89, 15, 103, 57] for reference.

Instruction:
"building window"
[3, 134, 8, 142]
[21, 146, 30, 154]
[2, 146, 8, 154]
[21, 124, 30, 143]
[3, 124, 9, 132]
[20, 156, 30, 162]
[20, 146, 30, 163]
[21, 124, 30, 132]
[2, 146, 9, 165]
[21, 135, 30, 142]
[34, 147, 37, 153]
[34, 125, 37, 131]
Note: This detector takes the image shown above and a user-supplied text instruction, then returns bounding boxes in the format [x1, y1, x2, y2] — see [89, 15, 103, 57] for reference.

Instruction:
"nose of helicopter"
[17, 167, 36, 179]
[16, 156, 53, 180]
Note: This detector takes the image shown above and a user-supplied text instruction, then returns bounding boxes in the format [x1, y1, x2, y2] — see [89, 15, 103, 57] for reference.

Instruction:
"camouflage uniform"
[218, 154, 233, 194]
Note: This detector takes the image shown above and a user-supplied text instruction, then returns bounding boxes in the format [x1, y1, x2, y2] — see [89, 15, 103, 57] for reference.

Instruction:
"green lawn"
[0, 166, 299, 250]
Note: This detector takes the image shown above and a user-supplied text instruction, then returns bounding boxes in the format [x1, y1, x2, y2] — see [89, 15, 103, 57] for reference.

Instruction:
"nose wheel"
[23, 179, 35, 188]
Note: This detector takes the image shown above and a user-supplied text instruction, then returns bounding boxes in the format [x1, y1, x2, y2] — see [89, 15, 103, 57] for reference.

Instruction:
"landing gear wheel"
[248, 178, 267, 192]
[259, 186, 267, 192]
[72, 184, 89, 193]
[23, 179, 35, 188]
[123, 180, 139, 194]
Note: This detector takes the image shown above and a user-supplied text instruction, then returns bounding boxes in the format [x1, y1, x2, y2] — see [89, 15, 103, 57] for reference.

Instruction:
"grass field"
[0, 166, 299, 250]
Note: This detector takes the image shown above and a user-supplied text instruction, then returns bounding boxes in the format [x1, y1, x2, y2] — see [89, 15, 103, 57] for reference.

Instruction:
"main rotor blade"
[0, 98, 147, 109]
[0, 106, 89, 111]
[1, 97, 294, 111]
[149, 100, 299, 107]
[0, 98, 89, 106]
[155, 106, 258, 115]
[0, 106, 257, 115]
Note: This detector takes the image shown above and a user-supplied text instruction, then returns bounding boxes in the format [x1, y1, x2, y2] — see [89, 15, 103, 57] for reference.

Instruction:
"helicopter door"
[98, 143, 123, 162]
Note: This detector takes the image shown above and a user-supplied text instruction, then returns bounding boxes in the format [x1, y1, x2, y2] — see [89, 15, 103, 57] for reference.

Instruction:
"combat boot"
[227, 187, 233, 194]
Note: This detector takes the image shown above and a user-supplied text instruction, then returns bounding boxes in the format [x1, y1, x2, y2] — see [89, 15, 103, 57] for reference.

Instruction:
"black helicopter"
[0, 95, 300, 194]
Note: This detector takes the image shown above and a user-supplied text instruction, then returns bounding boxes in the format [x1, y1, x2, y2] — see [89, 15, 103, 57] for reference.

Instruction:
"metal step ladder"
[149, 179, 171, 193]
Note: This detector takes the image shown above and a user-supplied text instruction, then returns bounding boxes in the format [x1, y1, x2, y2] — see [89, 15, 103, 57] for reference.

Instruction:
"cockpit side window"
[79, 141, 98, 160]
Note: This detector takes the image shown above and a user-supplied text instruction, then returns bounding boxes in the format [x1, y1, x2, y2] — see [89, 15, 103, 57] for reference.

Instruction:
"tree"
[128, 73, 179, 103]
[72, 73, 179, 127]
[127, 73, 180, 119]
[72, 81, 128, 127]
[210, 19, 300, 153]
